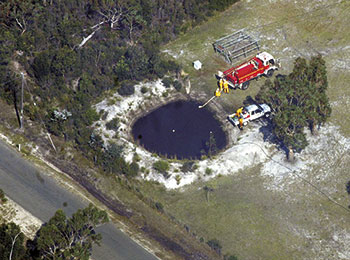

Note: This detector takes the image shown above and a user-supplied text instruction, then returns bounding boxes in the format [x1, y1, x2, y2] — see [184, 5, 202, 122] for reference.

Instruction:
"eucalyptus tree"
[33, 204, 108, 260]
[256, 55, 331, 160]
[0, 222, 26, 260]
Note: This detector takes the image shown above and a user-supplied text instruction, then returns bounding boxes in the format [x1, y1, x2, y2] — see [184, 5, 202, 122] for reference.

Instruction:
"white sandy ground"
[0, 197, 42, 239]
[93, 80, 350, 191]
[93, 84, 350, 260]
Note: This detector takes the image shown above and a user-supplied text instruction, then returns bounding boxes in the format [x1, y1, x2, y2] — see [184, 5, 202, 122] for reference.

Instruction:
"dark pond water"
[132, 100, 227, 159]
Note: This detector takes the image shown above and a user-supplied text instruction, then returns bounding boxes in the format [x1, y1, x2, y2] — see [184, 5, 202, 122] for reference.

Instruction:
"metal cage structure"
[213, 30, 260, 64]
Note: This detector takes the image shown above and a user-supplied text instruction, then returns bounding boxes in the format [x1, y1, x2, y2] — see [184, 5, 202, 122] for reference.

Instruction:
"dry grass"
[146, 0, 350, 259]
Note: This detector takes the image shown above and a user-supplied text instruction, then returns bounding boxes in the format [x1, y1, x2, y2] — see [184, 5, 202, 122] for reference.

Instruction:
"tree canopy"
[0, 0, 239, 176]
[256, 55, 331, 159]
[0, 222, 26, 260]
[30, 204, 109, 260]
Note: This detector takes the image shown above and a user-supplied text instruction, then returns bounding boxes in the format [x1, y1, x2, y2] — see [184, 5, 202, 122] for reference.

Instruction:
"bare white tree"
[124, 9, 145, 45]
[97, 4, 124, 29]
[9, 231, 22, 260]
[15, 17, 26, 34]
[78, 29, 98, 49]
[76, 4, 125, 49]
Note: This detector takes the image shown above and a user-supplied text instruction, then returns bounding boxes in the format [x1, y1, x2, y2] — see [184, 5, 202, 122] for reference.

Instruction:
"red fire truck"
[216, 52, 280, 90]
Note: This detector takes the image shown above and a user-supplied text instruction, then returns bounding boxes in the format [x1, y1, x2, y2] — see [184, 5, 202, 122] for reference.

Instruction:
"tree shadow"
[243, 95, 290, 157]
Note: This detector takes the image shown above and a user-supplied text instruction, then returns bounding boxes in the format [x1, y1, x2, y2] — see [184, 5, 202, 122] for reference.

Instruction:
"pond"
[132, 100, 227, 159]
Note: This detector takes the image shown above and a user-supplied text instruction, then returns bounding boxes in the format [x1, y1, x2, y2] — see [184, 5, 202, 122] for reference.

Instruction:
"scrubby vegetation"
[106, 117, 119, 131]
[153, 160, 170, 174]
[0, 0, 239, 177]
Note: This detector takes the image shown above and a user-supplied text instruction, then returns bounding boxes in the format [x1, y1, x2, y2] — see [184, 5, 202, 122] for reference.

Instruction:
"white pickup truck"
[228, 104, 271, 127]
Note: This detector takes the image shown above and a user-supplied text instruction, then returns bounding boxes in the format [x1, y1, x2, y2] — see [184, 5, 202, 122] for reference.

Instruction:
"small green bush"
[175, 175, 181, 185]
[101, 111, 108, 120]
[153, 160, 170, 173]
[0, 189, 7, 203]
[118, 81, 135, 96]
[173, 80, 182, 91]
[207, 239, 222, 255]
[141, 86, 148, 94]
[127, 162, 139, 177]
[133, 153, 141, 162]
[162, 77, 173, 88]
[155, 202, 164, 213]
[205, 167, 213, 176]
[106, 117, 119, 131]
[181, 161, 194, 172]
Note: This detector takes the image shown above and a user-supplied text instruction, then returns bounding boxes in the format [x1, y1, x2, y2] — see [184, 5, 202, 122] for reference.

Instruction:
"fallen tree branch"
[77, 28, 100, 49]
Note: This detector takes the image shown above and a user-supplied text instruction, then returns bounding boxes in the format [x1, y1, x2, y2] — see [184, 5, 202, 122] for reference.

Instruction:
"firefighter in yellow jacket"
[219, 79, 224, 91]
[223, 79, 229, 93]
[236, 107, 243, 116]
[236, 107, 244, 129]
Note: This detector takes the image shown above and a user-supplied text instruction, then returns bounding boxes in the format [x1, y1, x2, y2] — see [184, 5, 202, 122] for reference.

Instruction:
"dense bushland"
[0, 0, 239, 175]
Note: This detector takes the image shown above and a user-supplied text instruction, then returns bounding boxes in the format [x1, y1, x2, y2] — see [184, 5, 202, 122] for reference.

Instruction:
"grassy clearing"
[140, 165, 304, 259]
[327, 70, 350, 136]
[148, 0, 350, 259]
[164, 0, 350, 111]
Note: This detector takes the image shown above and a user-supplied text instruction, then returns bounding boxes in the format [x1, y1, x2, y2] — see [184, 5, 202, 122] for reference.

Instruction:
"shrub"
[133, 153, 141, 162]
[101, 111, 108, 120]
[83, 108, 99, 125]
[207, 239, 222, 255]
[0, 189, 7, 203]
[181, 161, 194, 172]
[224, 255, 238, 260]
[118, 81, 135, 96]
[205, 167, 213, 176]
[173, 80, 182, 91]
[153, 160, 170, 173]
[155, 202, 164, 213]
[141, 86, 148, 94]
[346, 181, 350, 195]
[127, 162, 139, 177]
[175, 175, 181, 185]
[106, 117, 119, 131]
[162, 77, 173, 88]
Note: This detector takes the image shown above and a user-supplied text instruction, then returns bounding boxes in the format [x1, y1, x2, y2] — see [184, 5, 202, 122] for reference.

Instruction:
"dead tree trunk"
[77, 29, 98, 49]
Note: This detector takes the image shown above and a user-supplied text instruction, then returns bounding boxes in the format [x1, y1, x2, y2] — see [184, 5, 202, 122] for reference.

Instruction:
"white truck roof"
[256, 52, 274, 62]
[245, 104, 271, 113]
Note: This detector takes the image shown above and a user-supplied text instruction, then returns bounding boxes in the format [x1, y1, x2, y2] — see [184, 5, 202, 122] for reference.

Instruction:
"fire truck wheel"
[242, 82, 250, 90]
[267, 69, 274, 78]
